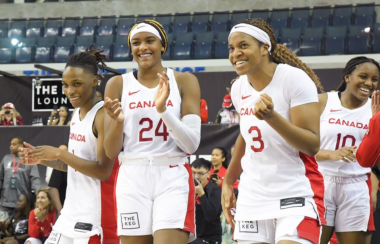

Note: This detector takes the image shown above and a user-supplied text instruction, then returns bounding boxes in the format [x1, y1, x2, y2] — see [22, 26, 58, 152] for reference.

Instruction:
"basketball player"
[19, 49, 119, 244]
[222, 18, 326, 244]
[316, 57, 379, 244]
[357, 90, 380, 168]
[103, 20, 201, 244]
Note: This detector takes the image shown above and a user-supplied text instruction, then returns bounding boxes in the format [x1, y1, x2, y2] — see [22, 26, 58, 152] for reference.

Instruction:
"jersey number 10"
[335, 133, 356, 150]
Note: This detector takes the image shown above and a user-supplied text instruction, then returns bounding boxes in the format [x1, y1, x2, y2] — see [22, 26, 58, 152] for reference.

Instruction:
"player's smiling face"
[131, 32, 164, 69]
[345, 62, 379, 101]
[228, 32, 269, 76]
[62, 67, 97, 109]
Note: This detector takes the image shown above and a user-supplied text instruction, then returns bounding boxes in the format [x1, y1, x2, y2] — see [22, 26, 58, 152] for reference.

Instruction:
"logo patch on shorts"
[238, 221, 258, 233]
[45, 231, 62, 244]
[120, 212, 140, 229]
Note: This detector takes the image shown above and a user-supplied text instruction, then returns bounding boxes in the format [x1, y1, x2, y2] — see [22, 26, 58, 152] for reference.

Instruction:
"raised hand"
[104, 97, 125, 123]
[372, 90, 380, 116]
[154, 71, 170, 113]
[254, 93, 274, 120]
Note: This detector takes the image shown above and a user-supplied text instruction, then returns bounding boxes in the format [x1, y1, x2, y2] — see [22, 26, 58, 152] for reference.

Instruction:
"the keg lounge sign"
[32, 78, 74, 111]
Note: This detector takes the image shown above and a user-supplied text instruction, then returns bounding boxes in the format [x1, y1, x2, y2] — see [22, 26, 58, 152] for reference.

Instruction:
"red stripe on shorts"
[366, 173, 375, 231]
[100, 158, 120, 243]
[299, 152, 327, 225]
[297, 216, 321, 244]
[183, 163, 196, 235]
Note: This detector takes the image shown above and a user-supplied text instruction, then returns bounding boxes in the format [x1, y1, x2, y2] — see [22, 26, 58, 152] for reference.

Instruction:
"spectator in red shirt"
[25, 189, 56, 244]
[210, 147, 238, 189]
[200, 99, 208, 124]
[0, 103, 23, 126]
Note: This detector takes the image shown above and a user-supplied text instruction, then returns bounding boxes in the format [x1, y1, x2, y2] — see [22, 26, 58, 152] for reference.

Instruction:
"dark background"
[0, 68, 343, 125]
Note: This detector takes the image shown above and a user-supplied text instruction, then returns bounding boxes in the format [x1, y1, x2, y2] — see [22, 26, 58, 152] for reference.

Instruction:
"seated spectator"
[25, 189, 56, 244]
[191, 158, 222, 244]
[48, 106, 70, 126]
[210, 147, 239, 189]
[215, 94, 239, 124]
[0, 194, 31, 244]
[200, 99, 208, 123]
[0, 103, 23, 126]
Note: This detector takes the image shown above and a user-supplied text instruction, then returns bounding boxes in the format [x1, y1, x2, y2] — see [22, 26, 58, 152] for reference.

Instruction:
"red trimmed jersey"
[230, 64, 326, 224]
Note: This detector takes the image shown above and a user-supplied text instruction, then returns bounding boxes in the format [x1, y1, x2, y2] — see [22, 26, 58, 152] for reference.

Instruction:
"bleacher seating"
[15, 37, 35, 63]
[26, 18, 44, 38]
[62, 17, 80, 37]
[0, 4, 378, 63]
[8, 19, 27, 39]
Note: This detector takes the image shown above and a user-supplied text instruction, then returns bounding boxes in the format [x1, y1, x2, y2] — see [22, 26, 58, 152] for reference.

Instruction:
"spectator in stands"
[221, 189, 238, 244]
[0, 194, 31, 244]
[48, 106, 70, 126]
[0, 103, 23, 126]
[200, 98, 208, 123]
[215, 94, 239, 124]
[25, 189, 56, 244]
[96, 90, 103, 101]
[191, 158, 222, 244]
[47, 145, 68, 216]
[0, 137, 41, 217]
[210, 147, 238, 189]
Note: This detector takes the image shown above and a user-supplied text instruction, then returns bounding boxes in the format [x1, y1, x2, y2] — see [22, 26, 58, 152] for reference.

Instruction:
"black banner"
[32, 79, 74, 111]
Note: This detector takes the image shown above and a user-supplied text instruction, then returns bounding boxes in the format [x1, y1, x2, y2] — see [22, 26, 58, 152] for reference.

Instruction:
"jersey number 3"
[139, 118, 169, 142]
[248, 126, 264, 152]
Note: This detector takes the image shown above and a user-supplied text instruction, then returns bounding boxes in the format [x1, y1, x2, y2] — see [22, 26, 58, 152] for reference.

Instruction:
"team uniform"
[46, 101, 119, 244]
[230, 64, 326, 244]
[116, 68, 195, 240]
[318, 92, 375, 232]
[357, 111, 380, 168]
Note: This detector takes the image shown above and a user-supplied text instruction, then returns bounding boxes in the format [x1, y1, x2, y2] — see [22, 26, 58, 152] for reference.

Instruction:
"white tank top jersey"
[230, 64, 325, 223]
[120, 68, 187, 159]
[318, 92, 371, 176]
[53, 101, 104, 238]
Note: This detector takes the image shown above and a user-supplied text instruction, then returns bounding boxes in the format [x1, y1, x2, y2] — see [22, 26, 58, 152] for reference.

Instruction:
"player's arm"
[357, 112, 380, 167]
[156, 71, 201, 154]
[263, 100, 320, 156]
[21, 110, 114, 181]
[103, 75, 124, 160]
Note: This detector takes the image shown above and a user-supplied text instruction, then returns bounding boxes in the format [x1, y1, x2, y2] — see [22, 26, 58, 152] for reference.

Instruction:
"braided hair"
[127, 19, 168, 55]
[65, 48, 108, 76]
[337, 56, 380, 92]
[233, 18, 324, 92]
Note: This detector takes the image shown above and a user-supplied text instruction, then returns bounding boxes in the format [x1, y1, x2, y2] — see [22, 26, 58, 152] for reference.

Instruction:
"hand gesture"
[372, 90, 380, 116]
[34, 207, 47, 221]
[254, 94, 274, 120]
[222, 182, 235, 228]
[19, 142, 59, 165]
[104, 97, 125, 123]
[212, 175, 222, 186]
[50, 110, 57, 117]
[154, 71, 170, 113]
[330, 146, 357, 163]
[194, 179, 204, 196]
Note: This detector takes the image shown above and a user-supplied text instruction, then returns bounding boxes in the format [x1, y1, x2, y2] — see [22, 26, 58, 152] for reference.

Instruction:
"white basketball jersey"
[231, 64, 325, 222]
[318, 92, 371, 176]
[120, 68, 186, 159]
[53, 101, 104, 238]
